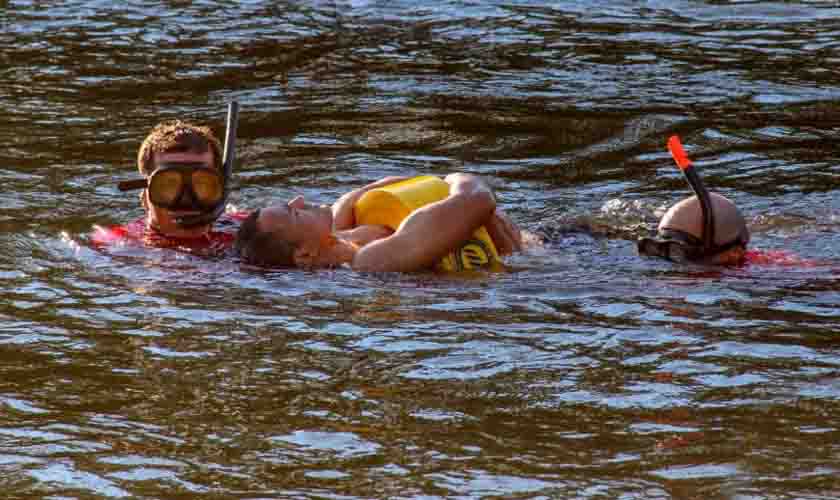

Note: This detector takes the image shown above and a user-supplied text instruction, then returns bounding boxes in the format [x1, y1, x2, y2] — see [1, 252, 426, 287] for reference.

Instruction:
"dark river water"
[2, 1, 840, 498]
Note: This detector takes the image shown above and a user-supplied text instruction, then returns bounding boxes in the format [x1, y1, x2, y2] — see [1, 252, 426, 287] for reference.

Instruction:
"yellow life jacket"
[353, 175, 502, 271]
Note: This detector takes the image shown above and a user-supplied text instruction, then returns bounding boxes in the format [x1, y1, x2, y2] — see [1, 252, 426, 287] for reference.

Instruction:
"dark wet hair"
[137, 120, 222, 177]
[235, 210, 297, 267]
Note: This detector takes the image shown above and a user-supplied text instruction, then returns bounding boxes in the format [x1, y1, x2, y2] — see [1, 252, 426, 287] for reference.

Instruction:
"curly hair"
[137, 120, 222, 177]
[235, 210, 298, 268]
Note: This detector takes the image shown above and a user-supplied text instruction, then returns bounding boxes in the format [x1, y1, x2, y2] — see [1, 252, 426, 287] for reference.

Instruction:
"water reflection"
[2, 0, 840, 498]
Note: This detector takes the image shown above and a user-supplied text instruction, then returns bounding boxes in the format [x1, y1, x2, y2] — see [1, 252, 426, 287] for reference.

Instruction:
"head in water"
[137, 120, 223, 238]
[639, 192, 750, 265]
[236, 195, 343, 269]
[638, 135, 750, 265]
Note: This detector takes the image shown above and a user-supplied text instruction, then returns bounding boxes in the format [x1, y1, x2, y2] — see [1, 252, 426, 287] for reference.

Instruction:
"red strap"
[667, 135, 692, 171]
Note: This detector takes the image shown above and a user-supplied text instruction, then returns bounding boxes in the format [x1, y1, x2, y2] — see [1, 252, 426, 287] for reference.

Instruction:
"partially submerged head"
[639, 192, 750, 265]
[638, 135, 750, 266]
[236, 196, 336, 268]
[137, 120, 223, 238]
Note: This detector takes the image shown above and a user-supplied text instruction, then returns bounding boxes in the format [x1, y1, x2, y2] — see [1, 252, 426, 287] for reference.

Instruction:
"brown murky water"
[2, 1, 840, 498]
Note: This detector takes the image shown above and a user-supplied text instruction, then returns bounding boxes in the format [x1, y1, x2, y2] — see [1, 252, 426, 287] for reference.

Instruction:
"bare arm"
[331, 176, 410, 230]
[351, 173, 496, 272]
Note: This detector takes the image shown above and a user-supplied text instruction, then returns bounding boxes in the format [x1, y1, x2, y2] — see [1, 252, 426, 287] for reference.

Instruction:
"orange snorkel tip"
[665, 134, 716, 251]
[667, 135, 692, 171]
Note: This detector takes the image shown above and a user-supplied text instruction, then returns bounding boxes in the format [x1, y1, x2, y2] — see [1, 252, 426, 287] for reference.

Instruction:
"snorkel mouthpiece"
[175, 101, 240, 228]
[667, 135, 715, 251]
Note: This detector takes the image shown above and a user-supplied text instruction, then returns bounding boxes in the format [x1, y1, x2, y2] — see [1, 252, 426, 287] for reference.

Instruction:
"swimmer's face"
[144, 150, 217, 238]
[258, 195, 334, 251]
[705, 245, 746, 266]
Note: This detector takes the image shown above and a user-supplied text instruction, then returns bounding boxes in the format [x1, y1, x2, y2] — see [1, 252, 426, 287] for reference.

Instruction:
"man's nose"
[287, 196, 305, 209]
[179, 185, 197, 207]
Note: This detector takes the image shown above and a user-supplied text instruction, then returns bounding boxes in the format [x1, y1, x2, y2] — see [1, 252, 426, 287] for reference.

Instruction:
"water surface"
[1, 1, 839, 498]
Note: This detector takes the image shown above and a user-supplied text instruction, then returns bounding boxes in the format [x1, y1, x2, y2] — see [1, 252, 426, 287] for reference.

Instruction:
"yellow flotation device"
[354, 175, 502, 271]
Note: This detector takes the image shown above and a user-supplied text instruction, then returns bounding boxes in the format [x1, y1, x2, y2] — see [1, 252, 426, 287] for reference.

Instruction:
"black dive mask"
[120, 162, 223, 211]
[637, 136, 747, 262]
[118, 101, 239, 228]
[638, 228, 748, 262]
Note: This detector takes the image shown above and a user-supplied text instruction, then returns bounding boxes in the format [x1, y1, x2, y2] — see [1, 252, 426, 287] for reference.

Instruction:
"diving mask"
[119, 162, 223, 211]
[638, 227, 748, 262]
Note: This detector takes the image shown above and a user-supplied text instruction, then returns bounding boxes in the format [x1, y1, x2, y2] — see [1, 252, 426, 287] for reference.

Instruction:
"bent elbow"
[466, 189, 496, 219]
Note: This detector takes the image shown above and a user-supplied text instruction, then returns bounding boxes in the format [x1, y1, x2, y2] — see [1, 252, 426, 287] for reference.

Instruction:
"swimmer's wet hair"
[137, 120, 222, 177]
[236, 210, 297, 268]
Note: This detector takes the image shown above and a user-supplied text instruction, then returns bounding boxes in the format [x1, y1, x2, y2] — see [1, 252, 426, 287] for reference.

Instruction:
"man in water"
[92, 114, 246, 255]
[135, 120, 227, 238]
[638, 192, 750, 265]
[637, 135, 750, 265]
[236, 173, 524, 272]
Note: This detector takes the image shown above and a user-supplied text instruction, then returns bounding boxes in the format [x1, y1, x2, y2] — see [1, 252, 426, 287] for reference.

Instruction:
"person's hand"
[485, 209, 522, 255]
[331, 192, 360, 230]
[444, 173, 491, 197]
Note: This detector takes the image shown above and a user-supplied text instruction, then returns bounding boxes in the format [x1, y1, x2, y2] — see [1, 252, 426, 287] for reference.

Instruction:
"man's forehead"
[154, 150, 214, 166]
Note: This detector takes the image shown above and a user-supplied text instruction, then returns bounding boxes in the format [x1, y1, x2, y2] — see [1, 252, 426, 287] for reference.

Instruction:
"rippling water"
[2, 1, 840, 498]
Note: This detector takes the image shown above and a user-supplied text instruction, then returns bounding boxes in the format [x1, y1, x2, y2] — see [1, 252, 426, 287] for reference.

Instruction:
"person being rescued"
[235, 173, 526, 272]
[92, 103, 247, 256]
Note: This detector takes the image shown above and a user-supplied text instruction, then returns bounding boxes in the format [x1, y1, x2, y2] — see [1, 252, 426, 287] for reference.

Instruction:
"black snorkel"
[667, 135, 715, 252]
[175, 101, 239, 228]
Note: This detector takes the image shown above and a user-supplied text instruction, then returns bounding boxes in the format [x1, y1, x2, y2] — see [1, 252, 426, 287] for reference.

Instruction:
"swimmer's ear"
[292, 245, 318, 268]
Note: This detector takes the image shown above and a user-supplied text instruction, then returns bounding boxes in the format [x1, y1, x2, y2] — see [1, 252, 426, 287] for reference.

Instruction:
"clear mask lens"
[147, 164, 223, 210]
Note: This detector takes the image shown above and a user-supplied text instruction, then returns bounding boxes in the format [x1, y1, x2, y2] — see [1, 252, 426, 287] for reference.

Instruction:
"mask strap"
[667, 135, 715, 252]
